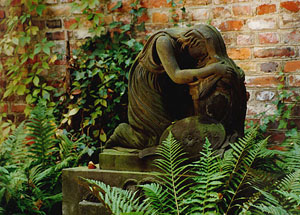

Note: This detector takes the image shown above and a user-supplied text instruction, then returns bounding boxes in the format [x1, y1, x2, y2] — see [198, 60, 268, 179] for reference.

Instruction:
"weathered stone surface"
[62, 166, 159, 215]
[160, 116, 227, 157]
[99, 148, 158, 172]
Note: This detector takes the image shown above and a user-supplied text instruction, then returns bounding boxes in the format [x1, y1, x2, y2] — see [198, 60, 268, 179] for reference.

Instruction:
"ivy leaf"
[42, 62, 50, 69]
[42, 90, 50, 100]
[42, 46, 50, 55]
[120, 24, 131, 32]
[34, 44, 42, 55]
[36, 4, 46, 16]
[111, 1, 122, 11]
[33, 76, 39, 87]
[12, 37, 19, 45]
[26, 94, 34, 104]
[16, 85, 26, 95]
[68, 108, 80, 116]
[100, 129, 107, 142]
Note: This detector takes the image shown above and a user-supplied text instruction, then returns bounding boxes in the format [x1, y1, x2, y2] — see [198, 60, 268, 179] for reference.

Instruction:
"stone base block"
[62, 166, 159, 215]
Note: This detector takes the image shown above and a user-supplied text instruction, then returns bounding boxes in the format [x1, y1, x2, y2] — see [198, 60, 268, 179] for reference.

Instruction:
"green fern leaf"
[185, 138, 224, 214]
[154, 132, 191, 215]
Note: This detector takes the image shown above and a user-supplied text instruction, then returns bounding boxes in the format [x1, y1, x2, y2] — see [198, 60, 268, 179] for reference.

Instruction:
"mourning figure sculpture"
[106, 24, 247, 155]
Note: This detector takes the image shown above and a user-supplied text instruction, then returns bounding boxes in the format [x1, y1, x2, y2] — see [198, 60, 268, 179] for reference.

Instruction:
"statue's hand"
[212, 61, 234, 77]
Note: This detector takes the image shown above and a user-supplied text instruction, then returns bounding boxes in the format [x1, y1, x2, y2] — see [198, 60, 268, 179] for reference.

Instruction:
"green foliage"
[55, 0, 146, 144]
[82, 128, 300, 215]
[59, 30, 143, 143]
[0, 0, 58, 118]
[152, 133, 191, 214]
[184, 138, 225, 214]
[80, 178, 153, 215]
[0, 100, 89, 214]
[255, 68, 299, 135]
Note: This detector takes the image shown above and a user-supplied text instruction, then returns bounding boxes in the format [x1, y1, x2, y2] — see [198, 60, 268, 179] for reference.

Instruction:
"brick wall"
[1, 0, 300, 138]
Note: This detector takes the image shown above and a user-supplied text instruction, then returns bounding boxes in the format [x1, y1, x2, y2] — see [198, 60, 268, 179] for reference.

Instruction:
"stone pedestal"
[62, 149, 158, 215]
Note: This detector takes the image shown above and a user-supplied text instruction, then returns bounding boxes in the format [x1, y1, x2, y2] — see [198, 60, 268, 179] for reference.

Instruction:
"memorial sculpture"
[106, 24, 247, 155]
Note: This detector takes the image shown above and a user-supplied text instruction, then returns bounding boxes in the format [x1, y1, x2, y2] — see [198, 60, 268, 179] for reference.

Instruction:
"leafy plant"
[0, 100, 89, 214]
[59, 30, 143, 144]
[0, 0, 58, 117]
[82, 127, 300, 215]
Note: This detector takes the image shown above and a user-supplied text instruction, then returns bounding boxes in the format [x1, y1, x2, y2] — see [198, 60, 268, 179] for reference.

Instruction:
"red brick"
[284, 60, 300, 72]
[152, 12, 168, 23]
[213, 7, 231, 19]
[284, 30, 300, 43]
[218, 20, 244, 31]
[44, 5, 71, 16]
[237, 34, 253, 45]
[138, 13, 149, 23]
[11, 104, 26, 113]
[214, 0, 233, 4]
[227, 48, 251, 60]
[141, 0, 171, 8]
[288, 75, 300, 87]
[191, 9, 209, 21]
[186, 0, 211, 6]
[11, 0, 21, 6]
[254, 47, 295, 58]
[258, 32, 279, 44]
[281, 1, 300, 13]
[260, 62, 278, 73]
[0, 10, 5, 19]
[232, 5, 251, 16]
[46, 31, 65, 40]
[46, 19, 62, 28]
[64, 18, 77, 29]
[246, 76, 283, 87]
[0, 103, 8, 112]
[257, 4, 276, 15]
[248, 18, 276, 30]
[222, 33, 236, 45]
[32, 20, 46, 29]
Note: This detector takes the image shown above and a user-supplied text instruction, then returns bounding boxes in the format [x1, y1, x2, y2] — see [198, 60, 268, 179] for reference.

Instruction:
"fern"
[221, 127, 268, 214]
[81, 178, 152, 215]
[185, 138, 225, 215]
[140, 183, 168, 214]
[0, 121, 27, 167]
[26, 101, 59, 166]
[153, 132, 191, 215]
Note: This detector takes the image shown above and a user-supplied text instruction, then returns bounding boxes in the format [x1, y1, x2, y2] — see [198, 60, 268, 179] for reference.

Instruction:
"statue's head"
[177, 28, 208, 66]
[178, 24, 229, 67]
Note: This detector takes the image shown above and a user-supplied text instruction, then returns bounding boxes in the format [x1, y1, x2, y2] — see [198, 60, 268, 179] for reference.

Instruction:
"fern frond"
[154, 132, 191, 215]
[222, 127, 268, 214]
[140, 183, 168, 214]
[0, 122, 27, 166]
[26, 101, 59, 166]
[185, 138, 225, 215]
[81, 178, 153, 215]
[278, 170, 300, 193]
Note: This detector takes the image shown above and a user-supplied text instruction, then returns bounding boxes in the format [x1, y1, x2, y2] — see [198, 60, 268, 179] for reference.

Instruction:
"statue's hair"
[177, 29, 206, 50]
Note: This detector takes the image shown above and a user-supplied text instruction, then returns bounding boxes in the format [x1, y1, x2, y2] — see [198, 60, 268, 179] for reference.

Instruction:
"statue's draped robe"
[108, 26, 247, 149]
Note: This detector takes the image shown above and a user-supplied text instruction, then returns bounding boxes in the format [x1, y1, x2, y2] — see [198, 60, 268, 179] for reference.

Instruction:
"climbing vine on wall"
[56, 0, 146, 144]
[0, 0, 59, 139]
[0, 0, 147, 144]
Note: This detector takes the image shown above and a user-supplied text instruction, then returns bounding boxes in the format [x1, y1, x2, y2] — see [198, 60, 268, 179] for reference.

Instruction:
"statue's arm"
[156, 35, 232, 84]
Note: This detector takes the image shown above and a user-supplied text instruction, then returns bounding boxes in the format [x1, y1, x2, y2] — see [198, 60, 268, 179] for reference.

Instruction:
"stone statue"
[106, 24, 247, 154]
